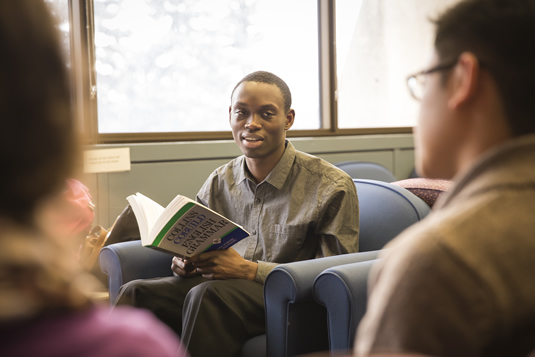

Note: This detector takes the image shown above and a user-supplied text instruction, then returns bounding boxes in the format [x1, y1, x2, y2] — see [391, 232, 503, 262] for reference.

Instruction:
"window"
[68, 0, 459, 143]
[92, 0, 319, 134]
[335, 0, 457, 129]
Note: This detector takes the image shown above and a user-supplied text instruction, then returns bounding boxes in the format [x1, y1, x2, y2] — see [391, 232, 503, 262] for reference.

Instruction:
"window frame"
[70, 0, 412, 145]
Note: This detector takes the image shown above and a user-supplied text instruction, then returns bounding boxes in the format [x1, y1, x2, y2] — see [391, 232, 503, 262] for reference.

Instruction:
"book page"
[126, 193, 165, 245]
[151, 193, 195, 240]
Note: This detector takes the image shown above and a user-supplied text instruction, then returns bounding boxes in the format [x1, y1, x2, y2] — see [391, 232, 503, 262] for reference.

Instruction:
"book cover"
[127, 192, 250, 258]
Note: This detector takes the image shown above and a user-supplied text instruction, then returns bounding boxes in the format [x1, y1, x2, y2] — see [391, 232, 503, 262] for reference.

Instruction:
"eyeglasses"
[406, 62, 457, 101]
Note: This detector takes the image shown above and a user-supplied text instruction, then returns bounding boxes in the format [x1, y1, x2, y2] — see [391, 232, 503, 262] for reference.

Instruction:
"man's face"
[229, 81, 293, 160]
[414, 51, 460, 179]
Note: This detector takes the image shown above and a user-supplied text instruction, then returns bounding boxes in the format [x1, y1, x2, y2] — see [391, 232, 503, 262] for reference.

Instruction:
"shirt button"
[252, 230, 257, 235]
[255, 198, 261, 204]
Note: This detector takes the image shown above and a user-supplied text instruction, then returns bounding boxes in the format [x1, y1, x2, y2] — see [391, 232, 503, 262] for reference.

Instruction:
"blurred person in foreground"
[354, 0, 535, 356]
[0, 1, 186, 356]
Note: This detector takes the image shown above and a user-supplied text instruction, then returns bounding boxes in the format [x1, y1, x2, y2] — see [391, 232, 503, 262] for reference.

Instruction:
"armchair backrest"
[354, 179, 431, 252]
[335, 161, 397, 182]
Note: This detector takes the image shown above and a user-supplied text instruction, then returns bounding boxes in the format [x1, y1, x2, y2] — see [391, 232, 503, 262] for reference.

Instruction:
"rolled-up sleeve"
[315, 176, 360, 257]
[254, 261, 278, 284]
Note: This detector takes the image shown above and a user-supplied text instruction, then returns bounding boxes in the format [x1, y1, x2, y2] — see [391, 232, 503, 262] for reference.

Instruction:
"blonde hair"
[0, 220, 95, 321]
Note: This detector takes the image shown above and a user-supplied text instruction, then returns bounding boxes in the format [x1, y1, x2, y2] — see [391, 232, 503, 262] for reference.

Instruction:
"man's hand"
[188, 248, 258, 280]
[171, 256, 198, 277]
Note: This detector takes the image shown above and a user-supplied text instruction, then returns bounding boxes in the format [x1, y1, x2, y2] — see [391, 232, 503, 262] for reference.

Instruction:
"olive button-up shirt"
[196, 141, 359, 283]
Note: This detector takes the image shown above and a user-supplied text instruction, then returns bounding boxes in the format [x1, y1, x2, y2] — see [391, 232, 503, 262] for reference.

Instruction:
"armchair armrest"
[99, 240, 173, 304]
[313, 259, 377, 353]
[264, 250, 379, 357]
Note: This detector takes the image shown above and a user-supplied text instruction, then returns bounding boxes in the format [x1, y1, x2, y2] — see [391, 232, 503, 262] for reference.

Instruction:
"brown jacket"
[355, 134, 535, 357]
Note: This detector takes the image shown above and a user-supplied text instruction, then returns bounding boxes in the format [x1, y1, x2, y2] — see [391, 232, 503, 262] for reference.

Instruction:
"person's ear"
[285, 109, 295, 130]
[228, 105, 232, 123]
[448, 52, 480, 110]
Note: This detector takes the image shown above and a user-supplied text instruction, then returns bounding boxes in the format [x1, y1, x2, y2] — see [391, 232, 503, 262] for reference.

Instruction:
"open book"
[126, 192, 250, 258]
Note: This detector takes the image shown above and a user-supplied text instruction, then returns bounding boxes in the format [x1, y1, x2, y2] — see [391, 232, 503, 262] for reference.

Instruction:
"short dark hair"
[433, 0, 535, 136]
[0, 0, 76, 224]
[231, 71, 292, 113]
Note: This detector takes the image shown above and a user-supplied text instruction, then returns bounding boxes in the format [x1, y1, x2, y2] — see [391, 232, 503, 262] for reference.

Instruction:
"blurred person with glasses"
[407, 62, 457, 101]
[355, 0, 535, 356]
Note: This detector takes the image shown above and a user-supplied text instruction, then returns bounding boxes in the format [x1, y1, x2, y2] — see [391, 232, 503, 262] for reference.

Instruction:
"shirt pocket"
[267, 224, 308, 262]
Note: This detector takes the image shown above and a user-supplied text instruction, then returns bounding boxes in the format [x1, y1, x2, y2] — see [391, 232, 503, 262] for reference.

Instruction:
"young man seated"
[116, 71, 360, 357]
[355, 0, 535, 356]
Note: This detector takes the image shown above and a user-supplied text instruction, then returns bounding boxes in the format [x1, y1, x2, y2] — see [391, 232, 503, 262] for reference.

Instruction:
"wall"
[82, 133, 415, 227]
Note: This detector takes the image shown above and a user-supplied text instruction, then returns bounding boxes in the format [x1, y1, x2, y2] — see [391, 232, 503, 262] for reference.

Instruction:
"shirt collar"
[235, 156, 248, 185]
[265, 140, 296, 190]
[234, 140, 296, 190]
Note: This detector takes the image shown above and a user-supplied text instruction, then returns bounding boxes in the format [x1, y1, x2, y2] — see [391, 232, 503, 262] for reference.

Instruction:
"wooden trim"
[328, 0, 338, 132]
[318, 0, 331, 130]
[97, 127, 413, 144]
[70, 0, 96, 144]
[98, 131, 234, 143]
[85, 0, 99, 144]
[288, 127, 413, 137]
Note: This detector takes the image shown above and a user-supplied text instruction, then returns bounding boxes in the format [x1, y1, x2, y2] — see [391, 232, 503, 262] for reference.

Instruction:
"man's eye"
[235, 109, 247, 116]
[263, 112, 275, 118]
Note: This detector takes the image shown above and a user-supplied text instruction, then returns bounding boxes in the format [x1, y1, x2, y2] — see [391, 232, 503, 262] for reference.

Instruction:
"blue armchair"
[100, 179, 430, 357]
[258, 179, 430, 356]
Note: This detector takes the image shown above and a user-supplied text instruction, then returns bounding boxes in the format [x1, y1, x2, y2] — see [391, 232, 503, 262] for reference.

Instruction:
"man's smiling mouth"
[243, 136, 264, 142]
[241, 135, 264, 148]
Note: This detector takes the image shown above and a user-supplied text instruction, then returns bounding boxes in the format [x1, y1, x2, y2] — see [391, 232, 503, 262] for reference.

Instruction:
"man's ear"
[228, 105, 232, 123]
[448, 52, 480, 110]
[285, 109, 295, 130]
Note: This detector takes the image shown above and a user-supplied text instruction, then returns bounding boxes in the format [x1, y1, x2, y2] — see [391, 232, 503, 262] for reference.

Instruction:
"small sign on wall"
[84, 148, 131, 174]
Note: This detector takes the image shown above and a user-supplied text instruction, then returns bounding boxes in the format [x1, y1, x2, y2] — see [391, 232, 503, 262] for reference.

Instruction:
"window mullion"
[318, 0, 337, 132]
[69, 0, 98, 144]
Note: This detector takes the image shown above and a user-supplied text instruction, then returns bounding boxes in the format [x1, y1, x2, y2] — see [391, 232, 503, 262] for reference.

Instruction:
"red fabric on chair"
[391, 178, 454, 208]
